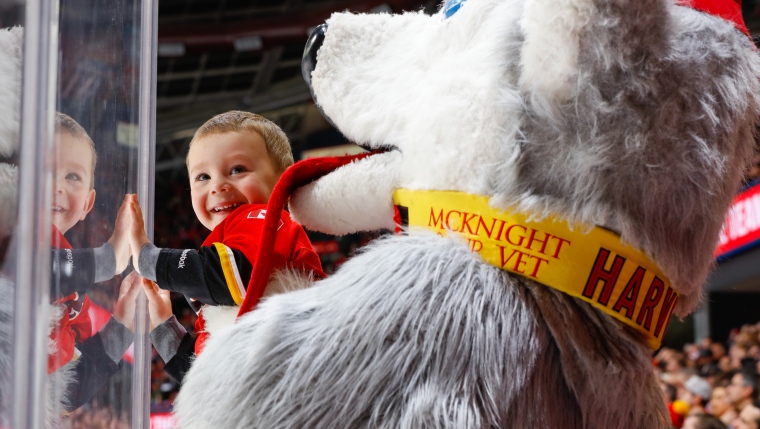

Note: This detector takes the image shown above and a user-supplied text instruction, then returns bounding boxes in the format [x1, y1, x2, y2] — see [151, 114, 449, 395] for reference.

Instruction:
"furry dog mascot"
[0, 26, 76, 427]
[0, 26, 120, 428]
[176, 0, 760, 428]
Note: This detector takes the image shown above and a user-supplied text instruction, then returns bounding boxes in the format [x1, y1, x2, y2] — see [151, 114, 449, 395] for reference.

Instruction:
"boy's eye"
[65, 172, 81, 181]
[195, 173, 210, 182]
[230, 165, 248, 175]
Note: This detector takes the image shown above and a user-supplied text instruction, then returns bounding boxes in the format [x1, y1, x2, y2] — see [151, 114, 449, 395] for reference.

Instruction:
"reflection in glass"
[0, 9, 24, 426]
[46, 0, 143, 426]
[47, 114, 136, 422]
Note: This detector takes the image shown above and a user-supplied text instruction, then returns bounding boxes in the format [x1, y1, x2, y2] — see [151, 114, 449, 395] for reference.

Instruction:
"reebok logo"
[65, 249, 74, 268]
[178, 249, 190, 269]
[62, 249, 74, 276]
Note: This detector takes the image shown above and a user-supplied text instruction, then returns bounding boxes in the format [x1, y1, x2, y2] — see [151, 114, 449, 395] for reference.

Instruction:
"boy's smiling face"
[52, 132, 96, 234]
[187, 131, 281, 231]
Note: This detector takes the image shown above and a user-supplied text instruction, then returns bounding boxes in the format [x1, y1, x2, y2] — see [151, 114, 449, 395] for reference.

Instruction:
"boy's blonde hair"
[189, 110, 294, 173]
[54, 112, 97, 189]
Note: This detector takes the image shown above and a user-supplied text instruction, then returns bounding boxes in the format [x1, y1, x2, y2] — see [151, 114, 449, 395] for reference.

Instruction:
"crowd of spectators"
[62, 402, 130, 429]
[658, 323, 760, 429]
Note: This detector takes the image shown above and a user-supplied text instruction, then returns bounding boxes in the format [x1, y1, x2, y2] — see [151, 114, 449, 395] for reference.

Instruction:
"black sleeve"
[162, 332, 196, 384]
[154, 246, 253, 306]
[51, 248, 95, 298]
[63, 333, 122, 412]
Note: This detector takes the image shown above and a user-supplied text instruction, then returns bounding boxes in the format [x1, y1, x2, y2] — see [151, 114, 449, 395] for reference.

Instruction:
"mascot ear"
[0, 26, 22, 159]
[0, 26, 23, 239]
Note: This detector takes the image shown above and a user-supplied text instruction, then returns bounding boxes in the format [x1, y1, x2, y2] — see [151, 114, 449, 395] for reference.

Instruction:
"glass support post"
[132, 0, 158, 427]
[13, 0, 59, 427]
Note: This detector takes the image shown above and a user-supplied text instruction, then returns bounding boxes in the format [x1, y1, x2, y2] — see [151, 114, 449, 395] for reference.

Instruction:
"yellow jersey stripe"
[212, 242, 246, 305]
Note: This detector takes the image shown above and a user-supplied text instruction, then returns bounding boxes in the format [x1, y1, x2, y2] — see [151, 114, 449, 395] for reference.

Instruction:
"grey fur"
[493, 5, 760, 315]
[0, 275, 74, 428]
[0, 275, 12, 426]
[178, 234, 667, 428]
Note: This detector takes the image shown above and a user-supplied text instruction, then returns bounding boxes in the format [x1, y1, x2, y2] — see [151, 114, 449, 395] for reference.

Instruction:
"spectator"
[727, 371, 758, 415]
[681, 375, 712, 415]
[682, 413, 728, 429]
[709, 386, 738, 426]
[733, 403, 760, 429]
[662, 382, 677, 403]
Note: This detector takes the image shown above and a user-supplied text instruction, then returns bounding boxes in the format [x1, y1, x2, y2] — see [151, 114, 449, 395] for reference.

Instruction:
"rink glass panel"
[2, 0, 155, 426]
[54, 0, 148, 427]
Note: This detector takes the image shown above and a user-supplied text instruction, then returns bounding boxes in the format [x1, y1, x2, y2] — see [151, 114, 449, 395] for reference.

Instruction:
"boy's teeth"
[213, 203, 240, 212]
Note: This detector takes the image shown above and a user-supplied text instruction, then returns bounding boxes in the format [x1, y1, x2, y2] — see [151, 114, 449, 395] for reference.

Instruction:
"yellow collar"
[393, 189, 677, 350]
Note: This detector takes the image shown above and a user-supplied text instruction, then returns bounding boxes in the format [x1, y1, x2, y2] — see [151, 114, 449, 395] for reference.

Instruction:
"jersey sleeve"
[51, 248, 96, 298]
[154, 244, 253, 306]
[65, 331, 124, 412]
[162, 331, 196, 384]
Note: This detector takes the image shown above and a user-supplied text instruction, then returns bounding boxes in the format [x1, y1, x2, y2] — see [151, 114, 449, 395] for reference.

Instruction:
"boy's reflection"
[47, 113, 136, 413]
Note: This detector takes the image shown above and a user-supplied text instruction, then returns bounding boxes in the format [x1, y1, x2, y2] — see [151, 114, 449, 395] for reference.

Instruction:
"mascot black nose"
[302, 23, 337, 128]
[302, 23, 327, 88]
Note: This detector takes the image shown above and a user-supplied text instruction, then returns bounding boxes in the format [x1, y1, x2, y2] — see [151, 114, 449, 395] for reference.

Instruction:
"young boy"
[48, 112, 139, 411]
[128, 111, 324, 382]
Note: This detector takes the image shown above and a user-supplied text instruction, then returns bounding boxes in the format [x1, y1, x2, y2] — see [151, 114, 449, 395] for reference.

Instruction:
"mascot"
[0, 26, 79, 427]
[0, 26, 135, 427]
[0, 25, 24, 426]
[172, 0, 760, 427]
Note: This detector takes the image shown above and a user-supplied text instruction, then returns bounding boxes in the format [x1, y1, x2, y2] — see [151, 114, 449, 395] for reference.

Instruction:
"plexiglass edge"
[132, 0, 158, 427]
[13, 0, 59, 427]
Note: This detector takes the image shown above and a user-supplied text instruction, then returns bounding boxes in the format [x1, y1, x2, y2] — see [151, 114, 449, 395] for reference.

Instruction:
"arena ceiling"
[154, 0, 437, 182]
[153, 0, 760, 183]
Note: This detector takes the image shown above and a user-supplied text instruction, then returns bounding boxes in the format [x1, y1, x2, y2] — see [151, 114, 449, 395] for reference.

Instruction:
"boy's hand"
[107, 195, 133, 275]
[113, 271, 142, 331]
[141, 278, 173, 331]
[127, 195, 151, 275]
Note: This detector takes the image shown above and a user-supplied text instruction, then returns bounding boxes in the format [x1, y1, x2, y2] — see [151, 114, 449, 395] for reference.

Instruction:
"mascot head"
[293, 0, 760, 317]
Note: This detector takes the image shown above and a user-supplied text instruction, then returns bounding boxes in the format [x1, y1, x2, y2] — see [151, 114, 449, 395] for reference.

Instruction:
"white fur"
[201, 306, 239, 337]
[519, 0, 587, 102]
[47, 360, 76, 428]
[45, 305, 76, 427]
[290, 152, 400, 234]
[0, 275, 75, 427]
[305, 0, 522, 196]
[202, 270, 314, 337]
[0, 26, 22, 158]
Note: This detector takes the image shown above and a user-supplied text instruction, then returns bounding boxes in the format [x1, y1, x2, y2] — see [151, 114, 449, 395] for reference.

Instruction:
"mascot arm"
[289, 151, 401, 235]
